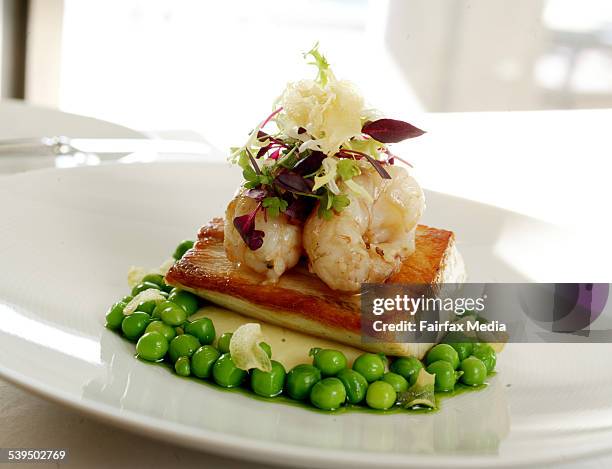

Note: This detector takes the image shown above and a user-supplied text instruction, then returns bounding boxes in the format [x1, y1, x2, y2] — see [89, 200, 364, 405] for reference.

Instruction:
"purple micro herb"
[233, 204, 265, 250]
[274, 171, 314, 193]
[362, 118, 425, 143]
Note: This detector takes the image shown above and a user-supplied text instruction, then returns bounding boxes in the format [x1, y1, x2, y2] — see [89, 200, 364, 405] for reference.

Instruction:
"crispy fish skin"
[165, 218, 464, 358]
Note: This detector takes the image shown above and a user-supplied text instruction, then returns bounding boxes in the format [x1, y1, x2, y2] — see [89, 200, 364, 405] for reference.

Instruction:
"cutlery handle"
[0, 137, 70, 156]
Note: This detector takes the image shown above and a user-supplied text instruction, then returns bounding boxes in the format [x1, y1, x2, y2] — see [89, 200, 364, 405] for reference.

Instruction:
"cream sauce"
[191, 305, 364, 369]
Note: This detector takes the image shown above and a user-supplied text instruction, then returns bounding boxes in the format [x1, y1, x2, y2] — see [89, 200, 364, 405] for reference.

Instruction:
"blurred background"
[2, 0, 612, 149]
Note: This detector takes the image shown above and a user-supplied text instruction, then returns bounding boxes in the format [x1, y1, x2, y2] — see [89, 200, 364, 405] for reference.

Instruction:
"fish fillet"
[165, 218, 466, 359]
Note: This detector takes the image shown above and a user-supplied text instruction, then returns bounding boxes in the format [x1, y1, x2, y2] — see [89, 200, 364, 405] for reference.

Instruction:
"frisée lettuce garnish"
[230, 43, 425, 251]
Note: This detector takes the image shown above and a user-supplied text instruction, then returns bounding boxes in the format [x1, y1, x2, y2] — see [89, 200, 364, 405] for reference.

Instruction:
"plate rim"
[1, 163, 611, 468]
[3, 361, 612, 469]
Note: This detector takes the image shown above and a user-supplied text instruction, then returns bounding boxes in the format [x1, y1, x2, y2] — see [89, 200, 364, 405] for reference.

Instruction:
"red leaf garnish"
[233, 204, 264, 250]
[362, 119, 425, 143]
[246, 148, 261, 175]
[269, 148, 281, 160]
[257, 131, 288, 148]
[257, 143, 273, 157]
[274, 171, 314, 193]
[361, 153, 392, 179]
[284, 196, 315, 224]
[293, 151, 325, 175]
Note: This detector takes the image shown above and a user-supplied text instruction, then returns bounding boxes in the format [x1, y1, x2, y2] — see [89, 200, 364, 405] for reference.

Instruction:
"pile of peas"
[105, 240, 497, 413]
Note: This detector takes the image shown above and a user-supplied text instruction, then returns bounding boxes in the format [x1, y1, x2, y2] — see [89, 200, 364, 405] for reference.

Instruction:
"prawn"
[224, 192, 302, 282]
[302, 165, 425, 291]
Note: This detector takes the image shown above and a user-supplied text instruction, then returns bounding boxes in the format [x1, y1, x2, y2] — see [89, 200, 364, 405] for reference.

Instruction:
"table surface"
[1, 101, 611, 468]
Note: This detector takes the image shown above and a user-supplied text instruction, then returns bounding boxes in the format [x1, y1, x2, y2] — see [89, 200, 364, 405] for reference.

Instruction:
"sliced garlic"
[229, 323, 272, 372]
[123, 289, 167, 315]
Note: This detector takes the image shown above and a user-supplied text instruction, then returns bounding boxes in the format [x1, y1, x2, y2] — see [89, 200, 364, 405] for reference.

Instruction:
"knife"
[0, 136, 215, 159]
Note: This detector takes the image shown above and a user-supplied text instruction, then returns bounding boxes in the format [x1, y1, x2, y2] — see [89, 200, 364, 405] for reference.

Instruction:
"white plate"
[1, 163, 611, 468]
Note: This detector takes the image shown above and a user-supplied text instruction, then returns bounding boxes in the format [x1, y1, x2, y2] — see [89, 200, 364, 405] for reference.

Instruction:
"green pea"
[136, 331, 168, 362]
[191, 345, 221, 379]
[426, 344, 460, 369]
[311, 349, 347, 377]
[135, 300, 157, 315]
[121, 295, 133, 303]
[309, 377, 346, 411]
[173, 240, 194, 260]
[352, 353, 385, 382]
[121, 312, 150, 340]
[426, 360, 458, 392]
[152, 302, 164, 319]
[251, 360, 286, 397]
[449, 342, 473, 362]
[217, 332, 233, 354]
[336, 369, 367, 404]
[168, 289, 199, 316]
[131, 281, 161, 296]
[459, 356, 487, 386]
[259, 342, 272, 358]
[443, 332, 475, 361]
[154, 301, 187, 326]
[389, 357, 423, 385]
[175, 356, 191, 376]
[471, 343, 496, 373]
[145, 320, 176, 342]
[140, 273, 164, 288]
[366, 381, 397, 410]
[184, 318, 215, 345]
[105, 301, 126, 330]
[212, 353, 247, 388]
[285, 364, 322, 400]
[378, 353, 389, 368]
[382, 372, 409, 393]
[168, 334, 200, 363]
